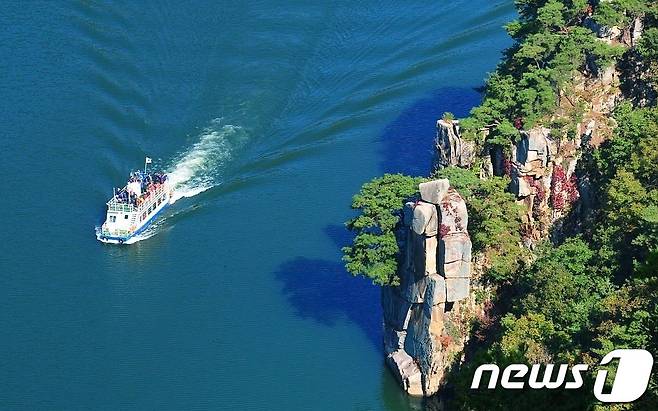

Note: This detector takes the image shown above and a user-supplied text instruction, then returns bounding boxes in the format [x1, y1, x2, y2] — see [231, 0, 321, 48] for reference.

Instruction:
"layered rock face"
[383, 179, 472, 396]
[508, 127, 558, 242]
[433, 120, 476, 171]
[501, 15, 637, 242]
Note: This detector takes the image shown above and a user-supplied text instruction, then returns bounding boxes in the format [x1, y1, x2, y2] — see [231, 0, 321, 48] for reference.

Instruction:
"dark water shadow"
[274, 225, 382, 351]
[273, 88, 485, 365]
[378, 86, 483, 175]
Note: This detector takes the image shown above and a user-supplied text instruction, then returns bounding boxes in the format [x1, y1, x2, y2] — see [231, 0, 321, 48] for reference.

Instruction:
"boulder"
[519, 127, 551, 168]
[438, 189, 468, 235]
[412, 201, 438, 236]
[382, 287, 413, 330]
[511, 172, 533, 197]
[382, 178, 472, 397]
[438, 234, 472, 265]
[514, 134, 530, 165]
[384, 328, 407, 355]
[446, 277, 470, 302]
[424, 273, 446, 306]
[400, 266, 438, 305]
[408, 231, 438, 278]
[510, 127, 552, 198]
[386, 349, 424, 396]
[404, 301, 447, 396]
[400, 268, 427, 304]
[441, 260, 471, 279]
[631, 16, 644, 46]
[583, 16, 622, 42]
[419, 180, 450, 205]
[403, 202, 416, 227]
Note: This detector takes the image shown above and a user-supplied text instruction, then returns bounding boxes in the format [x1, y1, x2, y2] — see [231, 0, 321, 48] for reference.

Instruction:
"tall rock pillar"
[383, 179, 472, 396]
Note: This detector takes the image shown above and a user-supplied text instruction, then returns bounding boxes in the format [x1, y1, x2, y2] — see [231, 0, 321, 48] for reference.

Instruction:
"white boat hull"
[97, 183, 173, 244]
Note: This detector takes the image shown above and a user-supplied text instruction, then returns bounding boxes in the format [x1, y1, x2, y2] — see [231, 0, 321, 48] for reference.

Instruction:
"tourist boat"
[96, 158, 173, 244]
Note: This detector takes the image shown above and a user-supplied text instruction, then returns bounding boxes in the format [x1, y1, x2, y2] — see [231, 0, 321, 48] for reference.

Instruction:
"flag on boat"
[145, 157, 152, 164]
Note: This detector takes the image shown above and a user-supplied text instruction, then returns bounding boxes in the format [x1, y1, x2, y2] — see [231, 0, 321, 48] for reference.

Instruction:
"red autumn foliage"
[439, 335, 453, 347]
[514, 117, 524, 129]
[524, 176, 546, 219]
[550, 165, 580, 211]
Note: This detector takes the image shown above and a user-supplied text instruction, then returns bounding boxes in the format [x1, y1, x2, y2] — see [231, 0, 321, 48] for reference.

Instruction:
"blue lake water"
[0, 1, 514, 409]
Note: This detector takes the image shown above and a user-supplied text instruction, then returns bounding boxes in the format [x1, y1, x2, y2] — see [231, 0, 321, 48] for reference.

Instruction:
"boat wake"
[98, 119, 247, 245]
[167, 119, 247, 203]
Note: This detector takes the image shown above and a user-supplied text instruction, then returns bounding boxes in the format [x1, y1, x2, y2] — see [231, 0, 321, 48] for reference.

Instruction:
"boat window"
[124, 214, 129, 219]
[110, 216, 116, 223]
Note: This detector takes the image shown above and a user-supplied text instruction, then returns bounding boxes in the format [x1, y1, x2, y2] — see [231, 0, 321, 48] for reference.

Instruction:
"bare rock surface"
[433, 120, 475, 171]
[383, 179, 471, 396]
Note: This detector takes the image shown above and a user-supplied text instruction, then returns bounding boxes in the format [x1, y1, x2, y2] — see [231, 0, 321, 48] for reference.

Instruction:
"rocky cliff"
[383, 179, 472, 396]
[383, 8, 647, 397]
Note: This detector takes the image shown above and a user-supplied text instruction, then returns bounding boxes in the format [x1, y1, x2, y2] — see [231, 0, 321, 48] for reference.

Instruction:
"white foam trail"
[97, 120, 246, 245]
[122, 213, 174, 244]
[166, 119, 246, 203]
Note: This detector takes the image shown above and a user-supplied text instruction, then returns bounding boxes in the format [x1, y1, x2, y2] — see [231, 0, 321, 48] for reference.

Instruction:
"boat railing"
[107, 183, 168, 213]
[135, 184, 168, 212]
[101, 228, 131, 236]
[106, 202, 135, 212]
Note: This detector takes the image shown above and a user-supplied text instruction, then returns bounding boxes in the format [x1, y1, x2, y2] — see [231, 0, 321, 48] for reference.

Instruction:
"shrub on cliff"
[457, 86, 658, 411]
[637, 26, 658, 92]
[447, 1, 658, 408]
[591, 103, 658, 275]
[452, 238, 609, 410]
[593, 0, 649, 28]
[342, 174, 426, 286]
[461, 0, 626, 147]
[343, 0, 658, 405]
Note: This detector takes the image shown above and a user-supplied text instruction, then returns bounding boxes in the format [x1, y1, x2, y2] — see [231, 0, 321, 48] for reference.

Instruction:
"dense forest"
[343, 0, 658, 409]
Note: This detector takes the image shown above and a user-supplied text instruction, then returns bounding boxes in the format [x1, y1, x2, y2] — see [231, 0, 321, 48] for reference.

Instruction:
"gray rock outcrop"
[509, 126, 552, 199]
[433, 120, 476, 171]
[383, 179, 472, 396]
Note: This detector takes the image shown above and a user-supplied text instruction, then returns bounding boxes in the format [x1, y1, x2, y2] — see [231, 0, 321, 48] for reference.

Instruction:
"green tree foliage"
[448, 1, 658, 409]
[342, 168, 526, 286]
[591, 103, 658, 274]
[637, 27, 658, 91]
[462, 0, 625, 145]
[342, 174, 425, 286]
[455, 94, 658, 411]
[516, 238, 612, 357]
[592, 0, 648, 28]
[452, 239, 604, 410]
[637, 27, 658, 61]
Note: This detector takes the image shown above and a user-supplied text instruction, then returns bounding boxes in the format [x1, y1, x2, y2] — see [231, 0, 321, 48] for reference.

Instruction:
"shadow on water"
[273, 225, 382, 352]
[378, 86, 483, 175]
[274, 89, 486, 409]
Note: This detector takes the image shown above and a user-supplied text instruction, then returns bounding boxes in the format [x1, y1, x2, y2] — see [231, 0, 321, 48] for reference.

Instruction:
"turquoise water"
[0, 1, 514, 409]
